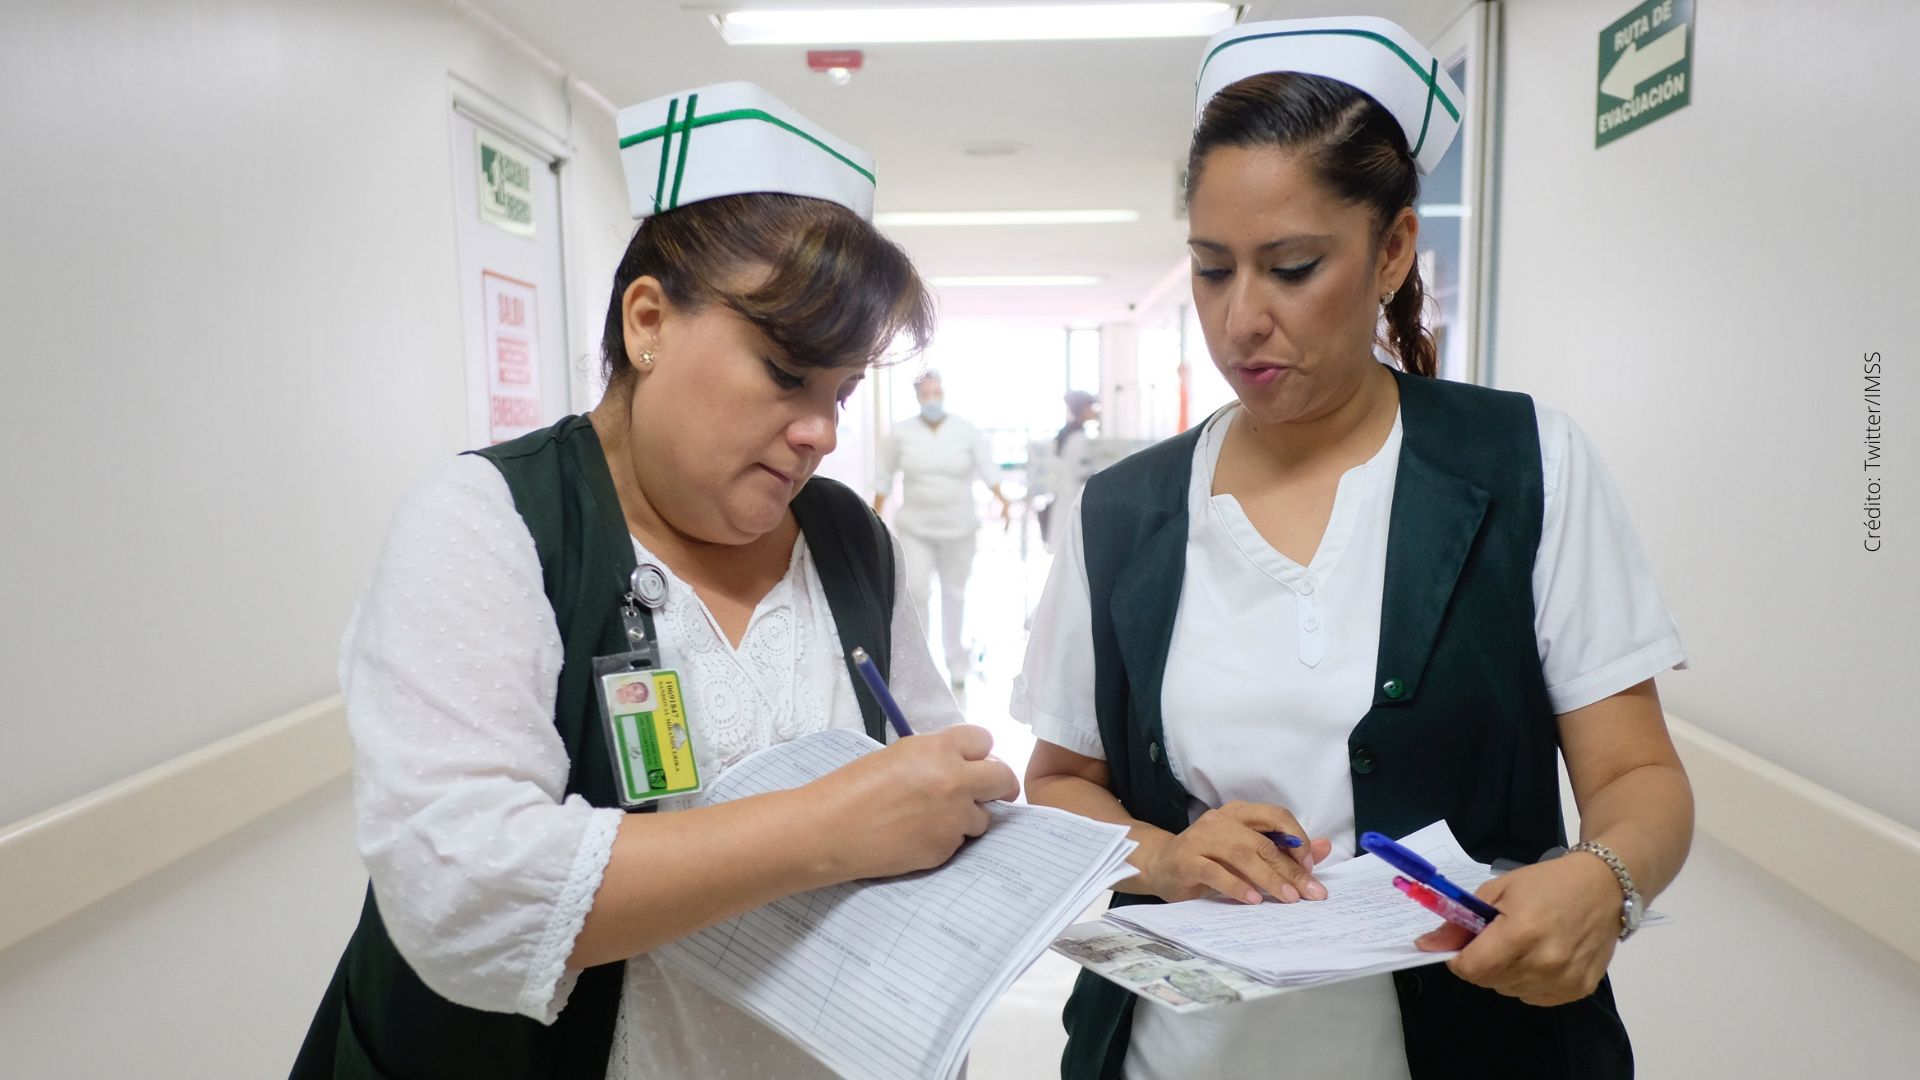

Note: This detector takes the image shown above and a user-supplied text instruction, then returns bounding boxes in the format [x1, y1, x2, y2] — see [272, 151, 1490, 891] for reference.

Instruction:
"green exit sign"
[1596, 0, 1694, 147]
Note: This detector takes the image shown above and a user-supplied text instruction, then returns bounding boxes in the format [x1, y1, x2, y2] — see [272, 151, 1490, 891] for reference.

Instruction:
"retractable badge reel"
[593, 564, 702, 807]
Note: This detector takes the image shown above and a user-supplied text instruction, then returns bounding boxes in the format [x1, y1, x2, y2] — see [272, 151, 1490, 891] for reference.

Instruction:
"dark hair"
[1185, 73, 1436, 378]
[599, 193, 934, 387]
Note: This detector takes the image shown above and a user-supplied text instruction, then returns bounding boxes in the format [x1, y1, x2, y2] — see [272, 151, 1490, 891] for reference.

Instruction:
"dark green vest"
[1060, 369, 1632, 1079]
[292, 415, 896, 1079]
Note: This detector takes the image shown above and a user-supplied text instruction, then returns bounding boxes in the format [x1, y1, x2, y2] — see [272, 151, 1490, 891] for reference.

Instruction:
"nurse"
[873, 370, 1012, 687]
[1017, 18, 1693, 1080]
[293, 82, 1018, 1079]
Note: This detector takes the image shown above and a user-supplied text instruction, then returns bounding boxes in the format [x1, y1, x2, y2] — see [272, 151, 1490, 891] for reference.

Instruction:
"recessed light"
[877, 210, 1139, 227]
[929, 275, 1104, 287]
[712, 4, 1239, 45]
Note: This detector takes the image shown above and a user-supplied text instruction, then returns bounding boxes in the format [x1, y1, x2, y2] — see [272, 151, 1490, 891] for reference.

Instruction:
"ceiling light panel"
[876, 209, 1141, 227]
[929, 275, 1104, 287]
[714, 4, 1239, 45]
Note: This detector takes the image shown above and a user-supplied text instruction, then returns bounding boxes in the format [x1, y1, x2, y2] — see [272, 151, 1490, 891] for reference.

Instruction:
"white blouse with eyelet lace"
[343, 454, 962, 1080]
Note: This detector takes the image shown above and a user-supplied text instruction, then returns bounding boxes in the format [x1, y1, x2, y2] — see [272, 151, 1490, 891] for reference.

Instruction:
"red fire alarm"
[807, 50, 864, 73]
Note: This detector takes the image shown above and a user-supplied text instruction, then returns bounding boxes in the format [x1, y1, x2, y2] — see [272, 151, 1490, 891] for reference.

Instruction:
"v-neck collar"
[1198, 405, 1403, 592]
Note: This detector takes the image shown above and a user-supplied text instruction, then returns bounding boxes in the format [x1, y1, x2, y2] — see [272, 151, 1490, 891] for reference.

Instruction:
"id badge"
[595, 656, 702, 806]
[594, 564, 701, 807]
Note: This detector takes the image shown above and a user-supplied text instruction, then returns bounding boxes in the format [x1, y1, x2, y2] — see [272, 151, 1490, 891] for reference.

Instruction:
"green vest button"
[1148, 740, 1164, 763]
[1381, 677, 1406, 700]
[1351, 746, 1378, 774]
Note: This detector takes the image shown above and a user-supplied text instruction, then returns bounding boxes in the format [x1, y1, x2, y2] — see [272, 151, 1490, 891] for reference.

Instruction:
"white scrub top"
[875, 414, 999, 540]
[1012, 399, 1687, 1080]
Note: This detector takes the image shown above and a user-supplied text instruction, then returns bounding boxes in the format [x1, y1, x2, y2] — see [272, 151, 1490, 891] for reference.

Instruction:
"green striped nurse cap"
[1196, 17, 1464, 175]
[617, 81, 876, 220]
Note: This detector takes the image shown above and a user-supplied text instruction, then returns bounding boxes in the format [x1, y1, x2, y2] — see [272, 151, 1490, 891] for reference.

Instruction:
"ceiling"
[468, 0, 1474, 327]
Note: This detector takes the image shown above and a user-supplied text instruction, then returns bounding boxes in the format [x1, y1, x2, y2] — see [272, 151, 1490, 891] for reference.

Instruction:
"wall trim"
[1668, 715, 1920, 965]
[3, 706, 1915, 964]
[0, 698, 349, 954]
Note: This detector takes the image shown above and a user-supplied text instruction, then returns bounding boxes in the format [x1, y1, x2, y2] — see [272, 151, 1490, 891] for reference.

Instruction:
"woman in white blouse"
[293, 83, 1017, 1080]
[1019, 19, 1693, 1080]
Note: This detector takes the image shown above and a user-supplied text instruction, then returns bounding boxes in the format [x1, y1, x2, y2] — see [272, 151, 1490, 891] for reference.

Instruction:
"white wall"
[1493, 2, 1920, 1073]
[0, 0, 630, 1070]
[1490, 0, 1920, 829]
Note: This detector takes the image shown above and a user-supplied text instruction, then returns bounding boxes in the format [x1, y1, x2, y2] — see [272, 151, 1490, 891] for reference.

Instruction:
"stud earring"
[1380, 291, 1396, 307]
[637, 349, 656, 371]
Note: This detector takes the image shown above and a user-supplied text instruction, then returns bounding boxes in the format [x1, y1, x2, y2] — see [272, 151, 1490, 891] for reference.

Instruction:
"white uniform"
[343, 455, 962, 1080]
[1045, 425, 1097, 551]
[1013, 402, 1686, 1080]
[875, 413, 1000, 680]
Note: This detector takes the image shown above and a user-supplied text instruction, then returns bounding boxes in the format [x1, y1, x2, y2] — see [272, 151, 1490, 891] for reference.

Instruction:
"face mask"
[919, 399, 946, 423]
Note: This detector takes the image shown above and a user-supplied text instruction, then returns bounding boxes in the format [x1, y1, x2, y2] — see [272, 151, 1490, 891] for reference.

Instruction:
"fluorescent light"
[875, 209, 1140, 227]
[1416, 203, 1470, 218]
[714, 4, 1238, 45]
[929, 275, 1103, 287]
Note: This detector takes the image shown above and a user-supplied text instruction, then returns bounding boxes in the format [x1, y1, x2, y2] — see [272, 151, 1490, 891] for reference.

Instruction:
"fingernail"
[1244, 888, 1262, 904]
[1305, 880, 1327, 900]
[1280, 883, 1300, 902]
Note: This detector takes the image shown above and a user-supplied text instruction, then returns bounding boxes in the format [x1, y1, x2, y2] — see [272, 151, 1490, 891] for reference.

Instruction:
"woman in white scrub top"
[874, 370, 1012, 686]
[1018, 18, 1694, 1080]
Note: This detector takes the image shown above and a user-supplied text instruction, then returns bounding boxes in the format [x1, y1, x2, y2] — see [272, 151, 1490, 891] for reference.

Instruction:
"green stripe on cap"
[652, 97, 678, 212]
[1410, 58, 1440, 159]
[668, 92, 698, 209]
[621, 108, 877, 186]
[1199, 28, 1460, 122]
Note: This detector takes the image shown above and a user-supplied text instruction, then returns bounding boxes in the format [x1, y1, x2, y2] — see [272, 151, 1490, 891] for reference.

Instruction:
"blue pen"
[1262, 831, 1304, 850]
[1360, 831, 1502, 924]
[849, 647, 915, 739]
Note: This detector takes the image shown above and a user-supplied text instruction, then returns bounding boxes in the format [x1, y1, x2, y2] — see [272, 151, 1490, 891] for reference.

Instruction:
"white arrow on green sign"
[1596, 0, 1694, 147]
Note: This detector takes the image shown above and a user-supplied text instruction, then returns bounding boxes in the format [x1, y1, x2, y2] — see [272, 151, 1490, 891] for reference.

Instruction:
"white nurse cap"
[1194, 17, 1465, 175]
[616, 81, 877, 220]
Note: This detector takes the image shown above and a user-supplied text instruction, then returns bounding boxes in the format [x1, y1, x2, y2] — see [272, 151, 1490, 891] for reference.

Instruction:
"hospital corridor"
[3, 2, 1917, 1078]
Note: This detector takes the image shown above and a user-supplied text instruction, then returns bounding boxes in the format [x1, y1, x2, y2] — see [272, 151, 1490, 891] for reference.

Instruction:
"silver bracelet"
[1569, 841, 1646, 941]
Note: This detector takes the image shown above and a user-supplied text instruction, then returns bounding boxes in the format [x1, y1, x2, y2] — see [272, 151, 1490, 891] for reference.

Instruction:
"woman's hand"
[1135, 801, 1333, 904]
[808, 725, 1020, 882]
[1414, 852, 1625, 1006]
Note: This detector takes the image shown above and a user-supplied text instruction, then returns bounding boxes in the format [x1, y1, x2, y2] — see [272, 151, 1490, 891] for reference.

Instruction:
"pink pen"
[1393, 875, 1488, 935]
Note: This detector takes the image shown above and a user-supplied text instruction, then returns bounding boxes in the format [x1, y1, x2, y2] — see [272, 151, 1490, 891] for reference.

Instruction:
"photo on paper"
[1049, 921, 1293, 1013]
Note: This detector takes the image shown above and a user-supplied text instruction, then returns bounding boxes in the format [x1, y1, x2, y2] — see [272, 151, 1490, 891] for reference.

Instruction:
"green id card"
[597, 667, 701, 805]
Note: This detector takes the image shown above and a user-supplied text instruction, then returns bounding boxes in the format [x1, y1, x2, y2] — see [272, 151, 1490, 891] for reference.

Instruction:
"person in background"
[1043, 390, 1101, 550]
[1019, 17, 1691, 1080]
[874, 370, 1012, 689]
[292, 83, 1017, 1080]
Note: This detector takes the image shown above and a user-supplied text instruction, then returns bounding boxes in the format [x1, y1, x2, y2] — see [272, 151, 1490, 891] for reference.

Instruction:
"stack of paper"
[653, 729, 1137, 1080]
[1060, 820, 1665, 1010]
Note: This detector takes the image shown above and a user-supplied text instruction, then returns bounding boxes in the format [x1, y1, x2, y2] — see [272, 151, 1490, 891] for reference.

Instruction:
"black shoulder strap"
[791, 476, 897, 743]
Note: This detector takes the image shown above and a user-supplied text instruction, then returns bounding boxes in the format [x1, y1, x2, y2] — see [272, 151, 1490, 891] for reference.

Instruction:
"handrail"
[3, 705, 1915, 966]
[0, 697, 350, 953]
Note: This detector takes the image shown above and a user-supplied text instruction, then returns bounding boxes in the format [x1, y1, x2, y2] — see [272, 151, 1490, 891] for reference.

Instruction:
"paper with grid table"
[652, 729, 1137, 1080]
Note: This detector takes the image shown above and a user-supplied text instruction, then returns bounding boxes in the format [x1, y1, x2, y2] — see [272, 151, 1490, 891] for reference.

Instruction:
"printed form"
[653, 729, 1135, 1080]
[1080, 820, 1667, 1001]
[1105, 820, 1496, 985]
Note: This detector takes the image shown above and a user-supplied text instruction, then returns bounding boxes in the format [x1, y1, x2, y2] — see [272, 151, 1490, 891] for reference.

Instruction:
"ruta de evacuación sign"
[1596, 0, 1694, 147]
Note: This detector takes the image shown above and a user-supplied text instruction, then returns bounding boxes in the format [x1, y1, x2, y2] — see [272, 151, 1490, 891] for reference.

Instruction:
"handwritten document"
[653, 729, 1136, 1080]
